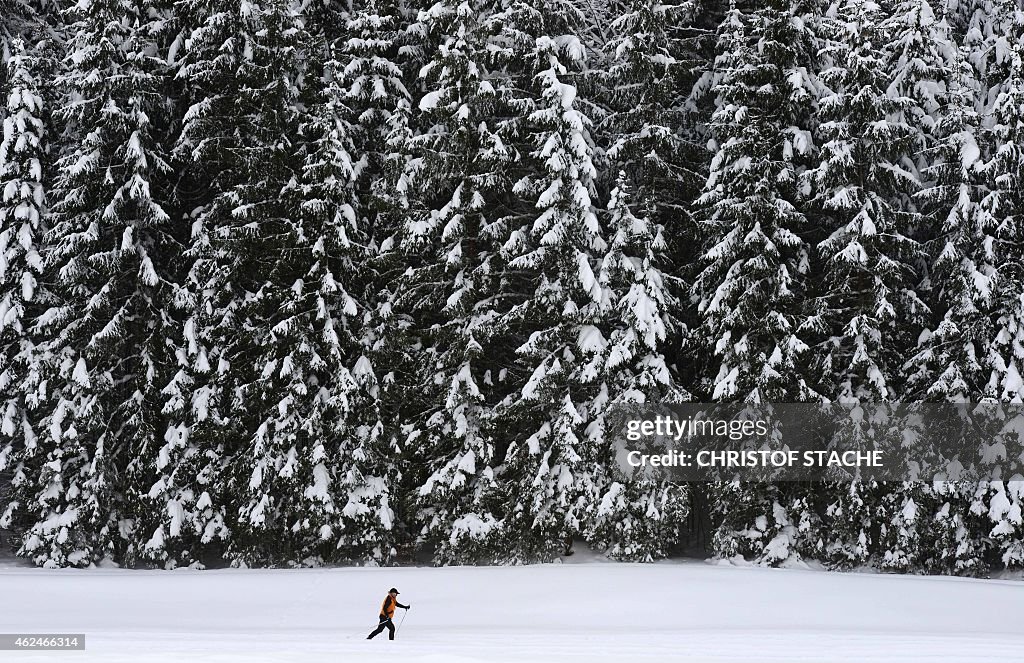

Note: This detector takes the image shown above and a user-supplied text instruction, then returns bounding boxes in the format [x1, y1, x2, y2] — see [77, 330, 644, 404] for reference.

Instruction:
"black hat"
[389, 587, 399, 594]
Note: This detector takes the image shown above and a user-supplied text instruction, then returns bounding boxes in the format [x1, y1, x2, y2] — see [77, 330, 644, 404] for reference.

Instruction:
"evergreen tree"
[344, 0, 415, 234]
[162, 0, 398, 567]
[1, 0, 40, 70]
[693, 0, 821, 404]
[335, 0, 422, 562]
[793, 0, 910, 567]
[161, 0, 314, 566]
[985, 477, 1024, 568]
[693, 0, 823, 565]
[979, 30, 1024, 404]
[905, 14, 991, 402]
[962, 0, 1021, 111]
[713, 482, 821, 565]
[601, 0, 706, 339]
[22, 0, 176, 567]
[598, 174, 681, 408]
[925, 479, 989, 575]
[399, 0, 513, 564]
[808, 0, 927, 402]
[0, 38, 46, 540]
[878, 482, 926, 572]
[973, 34, 1024, 570]
[585, 172, 688, 561]
[875, 0, 988, 575]
[300, 26, 399, 564]
[489, 0, 609, 561]
[603, 0, 704, 201]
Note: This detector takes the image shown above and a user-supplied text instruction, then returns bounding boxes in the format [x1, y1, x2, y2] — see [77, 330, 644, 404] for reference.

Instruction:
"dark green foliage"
[0, 0, 1021, 574]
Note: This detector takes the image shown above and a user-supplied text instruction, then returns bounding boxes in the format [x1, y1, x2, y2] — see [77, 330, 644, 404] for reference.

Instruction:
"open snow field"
[1, 558, 1022, 663]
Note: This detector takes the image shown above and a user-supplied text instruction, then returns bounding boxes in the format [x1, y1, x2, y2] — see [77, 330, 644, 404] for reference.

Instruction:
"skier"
[366, 588, 411, 640]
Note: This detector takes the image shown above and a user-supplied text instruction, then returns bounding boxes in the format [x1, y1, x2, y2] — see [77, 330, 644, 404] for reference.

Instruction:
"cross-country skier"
[367, 588, 410, 640]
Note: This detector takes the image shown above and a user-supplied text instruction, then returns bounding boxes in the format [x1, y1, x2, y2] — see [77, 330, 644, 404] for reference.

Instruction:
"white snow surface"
[0, 559, 1022, 663]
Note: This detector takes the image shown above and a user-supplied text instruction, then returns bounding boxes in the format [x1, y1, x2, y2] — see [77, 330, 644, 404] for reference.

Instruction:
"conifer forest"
[1, 0, 1023, 574]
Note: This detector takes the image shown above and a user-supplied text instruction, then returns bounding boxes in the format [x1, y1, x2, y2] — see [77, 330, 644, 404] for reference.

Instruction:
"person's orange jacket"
[380, 595, 399, 619]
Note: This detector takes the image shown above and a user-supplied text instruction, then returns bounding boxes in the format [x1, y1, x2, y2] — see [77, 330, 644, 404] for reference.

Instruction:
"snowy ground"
[1, 555, 1022, 663]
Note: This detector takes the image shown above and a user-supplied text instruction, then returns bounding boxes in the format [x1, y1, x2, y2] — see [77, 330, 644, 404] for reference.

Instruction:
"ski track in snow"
[1, 561, 1021, 662]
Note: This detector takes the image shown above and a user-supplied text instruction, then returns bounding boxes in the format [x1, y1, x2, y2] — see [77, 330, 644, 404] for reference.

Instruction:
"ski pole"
[396, 607, 408, 634]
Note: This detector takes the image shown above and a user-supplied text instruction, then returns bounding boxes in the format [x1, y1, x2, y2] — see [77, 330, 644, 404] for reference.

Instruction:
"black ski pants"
[367, 615, 395, 640]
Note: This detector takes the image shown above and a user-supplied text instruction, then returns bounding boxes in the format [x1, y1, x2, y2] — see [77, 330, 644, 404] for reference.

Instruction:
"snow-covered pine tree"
[869, 0, 982, 575]
[878, 481, 927, 572]
[923, 479, 990, 575]
[585, 172, 688, 561]
[161, 0, 308, 567]
[692, 0, 823, 565]
[984, 476, 1024, 568]
[809, 0, 927, 403]
[1, 0, 40, 71]
[961, 0, 1022, 110]
[342, 0, 415, 233]
[0, 38, 47, 545]
[979, 22, 1024, 405]
[22, 0, 176, 567]
[603, 0, 703, 193]
[334, 0, 428, 563]
[805, 0, 933, 569]
[598, 174, 681, 405]
[486, 0, 611, 562]
[952, 0, 1024, 574]
[602, 0, 706, 327]
[164, 0, 398, 567]
[695, 0, 821, 404]
[297, 28, 399, 565]
[398, 0, 514, 564]
[903, 4, 991, 404]
[133, 0, 250, 567]
[973, 32, 1024, 570]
